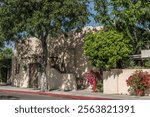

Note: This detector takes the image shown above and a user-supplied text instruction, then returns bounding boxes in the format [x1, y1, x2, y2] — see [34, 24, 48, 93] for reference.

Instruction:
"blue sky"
[87, 1, 99, 27]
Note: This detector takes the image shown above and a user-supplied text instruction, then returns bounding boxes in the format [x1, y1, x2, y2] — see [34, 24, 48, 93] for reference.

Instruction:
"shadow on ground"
[0, 95, 20, 100]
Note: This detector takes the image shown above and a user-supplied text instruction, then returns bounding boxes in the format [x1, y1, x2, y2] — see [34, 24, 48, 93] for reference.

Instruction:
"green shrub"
[83, 29, 133, 70]
[76, 77, 86, 90]
[96, 80, 103, 92]
[144, 59, 150, 68]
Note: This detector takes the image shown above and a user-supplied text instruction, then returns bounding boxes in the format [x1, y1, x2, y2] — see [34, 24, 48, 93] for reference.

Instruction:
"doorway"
[29, 63, 40, 88]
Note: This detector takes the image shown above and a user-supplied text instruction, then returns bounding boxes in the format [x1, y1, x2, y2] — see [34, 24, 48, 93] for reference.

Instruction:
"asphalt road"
[0, 92, 75, 100]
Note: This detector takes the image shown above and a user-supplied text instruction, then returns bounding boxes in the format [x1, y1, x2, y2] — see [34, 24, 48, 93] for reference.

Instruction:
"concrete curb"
[0, 89, 115, 100]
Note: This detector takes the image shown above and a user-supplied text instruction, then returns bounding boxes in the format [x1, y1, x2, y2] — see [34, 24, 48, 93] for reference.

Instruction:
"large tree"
[0, 0, 90, 88]
[94, 0, 150, 54]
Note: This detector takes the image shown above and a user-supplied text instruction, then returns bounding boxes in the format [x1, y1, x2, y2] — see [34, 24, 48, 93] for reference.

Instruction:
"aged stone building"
[10, 26, 103, 91]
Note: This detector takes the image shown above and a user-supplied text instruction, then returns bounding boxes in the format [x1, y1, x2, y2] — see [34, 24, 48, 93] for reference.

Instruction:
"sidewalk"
[0, 85, 150, 100]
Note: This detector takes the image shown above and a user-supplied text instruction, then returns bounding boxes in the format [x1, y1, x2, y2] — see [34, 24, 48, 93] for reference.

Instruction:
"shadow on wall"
[103, 69, 123, 80]
[16, 37, 43, 60]
[47, 66, 77, 91]
[11, 37, 43, 88]
[11, 27, 103, 89]
[103, 69, 123, 95]
[61, 74, 77, 91]
[103, 69, 150, 95]
[48, 30, 95, 89]
[12, 59, 29, 87]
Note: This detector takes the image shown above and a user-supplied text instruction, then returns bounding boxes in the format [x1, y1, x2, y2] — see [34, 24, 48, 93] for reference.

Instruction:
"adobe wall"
[46, 64, 77, 91]
[11, 26, 103, 90]
[48, 27, 102, 80]
[11, 58, 29, 87]
[11, 37, 43, 88]
[16, 37, 43, 58]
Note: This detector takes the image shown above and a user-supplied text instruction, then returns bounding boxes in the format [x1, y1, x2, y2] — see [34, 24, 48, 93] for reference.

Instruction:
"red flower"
[86, 70, 97, 92]
[126, 70, 150, 96]
[137, 90, 144, 96]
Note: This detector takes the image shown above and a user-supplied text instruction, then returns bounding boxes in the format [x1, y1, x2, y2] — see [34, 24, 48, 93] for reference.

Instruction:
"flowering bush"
[126, 70, 150, 96]
[86, 70, 97, 92]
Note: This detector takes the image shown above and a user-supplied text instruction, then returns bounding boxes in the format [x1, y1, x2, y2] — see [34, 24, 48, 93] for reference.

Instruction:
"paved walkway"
[0, 85, 150, 100]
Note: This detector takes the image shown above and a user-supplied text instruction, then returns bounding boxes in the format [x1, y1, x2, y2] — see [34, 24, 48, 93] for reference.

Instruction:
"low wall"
[103, 69, 150, 95]
[12, 66, 29, 88]
[12, 61, 77, 91]
[48, 68, 77, 91]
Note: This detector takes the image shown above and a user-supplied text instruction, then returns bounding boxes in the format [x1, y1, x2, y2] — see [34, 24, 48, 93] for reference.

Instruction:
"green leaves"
[94, 0, 150, 54]
[84, 29, 133, 70]
[94, 0, 111, 25]
[0, 48, 13, 60]
[0, 0, 90, 41]
[0, 48, 13, 69]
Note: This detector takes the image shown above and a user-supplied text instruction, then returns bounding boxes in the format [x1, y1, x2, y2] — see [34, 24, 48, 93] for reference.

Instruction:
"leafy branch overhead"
[0, 0, 90, 41]
[94, 0, 150, 54]
[0, 0, 90, 87]
[0, 0, 90, 74]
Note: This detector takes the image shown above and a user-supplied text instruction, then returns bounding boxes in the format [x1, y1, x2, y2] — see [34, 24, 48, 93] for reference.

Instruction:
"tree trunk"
[40, 32, 49, 91]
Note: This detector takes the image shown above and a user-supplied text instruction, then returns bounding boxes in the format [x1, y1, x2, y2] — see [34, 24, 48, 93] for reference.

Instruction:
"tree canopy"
[0, 0, 90, 69]
[0, 0, 90, 88]
[0, 48, 13, 60]
[84, 29, 132, 69]
[94, 0, 150, 53]
[0, 0, 90, 41]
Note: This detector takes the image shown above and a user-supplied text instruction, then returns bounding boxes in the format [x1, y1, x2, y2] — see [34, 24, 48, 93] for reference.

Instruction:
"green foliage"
[76, 77, 87, 90]
[0, 48, 13, 60]
[144, 59, 150, 68]
[0, 0, 90, 41]
[0, 48, 13, 68]
[96, 80, 103, 92]
[122, 59, 140, 68]
[0, 0, 90, 75]
[0, 48, 13, 82]
[125, 59, 135, 68]
[94, 0, 150, 54]
[94, 0, 111, 25]
[84, 29, 132, 69]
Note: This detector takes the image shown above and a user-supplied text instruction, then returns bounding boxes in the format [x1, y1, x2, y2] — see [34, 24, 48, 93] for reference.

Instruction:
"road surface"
[0, 92, 75, 100]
